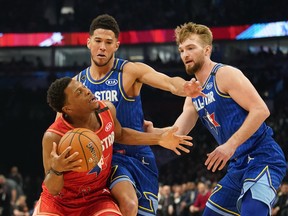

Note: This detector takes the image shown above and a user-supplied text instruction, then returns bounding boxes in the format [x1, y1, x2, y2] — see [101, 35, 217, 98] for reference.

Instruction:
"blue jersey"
[76, 58, 159, 215]
[196, 64, 286, 215]
[76, 58, 153, 156]
[192, 63, 269, 160]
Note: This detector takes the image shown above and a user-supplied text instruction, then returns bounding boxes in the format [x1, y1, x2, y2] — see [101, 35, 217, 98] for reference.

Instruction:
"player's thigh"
[32, 198, 64, 216]
[83, 196, 122, 216]
[205, 182, 240, 216]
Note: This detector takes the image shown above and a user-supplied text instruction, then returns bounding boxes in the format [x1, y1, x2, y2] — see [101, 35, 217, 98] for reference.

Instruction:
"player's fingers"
[177, 145, 190, 153]
[174, 134, 193, 141]
[52, 142, 57, 150]
[69, 159, 82, 167]
[179, 140, 193, 146]
[190, 78, 196, 82]
[200, 92, 207, 97]
[69, 165, 83, 172]
[218, 159, 228, 171]
[66, 152, 80, 161]
[182, 135, 193, 141]
[205, 152, 214, 166]
[173, 149, 181, 156]
[50, 142, 58, 155]
[212, 158, 223, 172]
[59, 146, 73, 159]
[205, 153, 217, 170]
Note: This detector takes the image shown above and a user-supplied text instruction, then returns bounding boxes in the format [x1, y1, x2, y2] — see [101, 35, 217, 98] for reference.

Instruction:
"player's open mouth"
[90, 97, 96, 103]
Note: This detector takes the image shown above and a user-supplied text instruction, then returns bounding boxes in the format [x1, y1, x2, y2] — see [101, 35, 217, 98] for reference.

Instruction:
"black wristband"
[48, 168, 63, 176]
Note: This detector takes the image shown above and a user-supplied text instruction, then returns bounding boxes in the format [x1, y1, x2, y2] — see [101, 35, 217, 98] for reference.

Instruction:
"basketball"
[58, 128, 102, 172]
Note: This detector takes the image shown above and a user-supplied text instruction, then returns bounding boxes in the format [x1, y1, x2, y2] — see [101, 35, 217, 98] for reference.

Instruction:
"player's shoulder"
[122, 61, 151, 73]
[43, 130, 62, 144]
[217, 64, 243, 77]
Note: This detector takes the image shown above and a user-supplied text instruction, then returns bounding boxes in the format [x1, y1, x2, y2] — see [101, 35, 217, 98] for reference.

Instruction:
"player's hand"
[159, 126, 193, 155]
[184, 78, 206, 98]
[204, 144, 236, 172]
[50, 142, 82, 172]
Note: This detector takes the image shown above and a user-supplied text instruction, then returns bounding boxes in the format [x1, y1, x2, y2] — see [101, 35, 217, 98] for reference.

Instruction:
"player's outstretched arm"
[128, 62, 204, 97]
[158, 126, 193, 155]
[104, 101, 193, 154]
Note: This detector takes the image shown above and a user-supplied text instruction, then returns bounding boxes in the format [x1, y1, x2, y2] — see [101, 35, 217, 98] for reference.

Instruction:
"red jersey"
[33, 101, 121, 216]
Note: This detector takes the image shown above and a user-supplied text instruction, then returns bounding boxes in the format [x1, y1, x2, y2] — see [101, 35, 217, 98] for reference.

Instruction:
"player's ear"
[87, 37, 91, 49]
[205, 45, 212, 56]
[115, 41, 120, 51]
[62, 105, 71, 114]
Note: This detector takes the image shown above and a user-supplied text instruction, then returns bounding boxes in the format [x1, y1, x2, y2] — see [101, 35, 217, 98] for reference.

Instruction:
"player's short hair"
[89, 14, 120, 38]
[174, 22, 213, 47]
[47, 77, 72, 113]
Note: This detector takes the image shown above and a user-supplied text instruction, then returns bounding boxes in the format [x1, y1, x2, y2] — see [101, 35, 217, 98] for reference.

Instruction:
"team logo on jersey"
[203, 109, 220, 135]
[206, 82, 213, 90]
[105, 122, 113, 132]
[88, 154, 110, 175]
[105, 79, 118, 86]
[80, 74, 87, 82]
[193, 91, 215, 111]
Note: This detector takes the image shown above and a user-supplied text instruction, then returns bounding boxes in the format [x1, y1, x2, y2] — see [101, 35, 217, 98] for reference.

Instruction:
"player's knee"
[119, 198, 138, 216]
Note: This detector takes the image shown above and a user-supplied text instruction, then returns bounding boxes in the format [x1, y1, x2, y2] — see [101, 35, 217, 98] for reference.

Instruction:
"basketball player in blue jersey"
[149, 22, 286, 215]
[73, 14, 203, 216]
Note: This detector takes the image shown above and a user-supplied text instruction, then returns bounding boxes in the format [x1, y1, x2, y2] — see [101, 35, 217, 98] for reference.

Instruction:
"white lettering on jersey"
[193, 91, 215, 111]
[94, 90, 118, 102]
[101, 131, 115, 151]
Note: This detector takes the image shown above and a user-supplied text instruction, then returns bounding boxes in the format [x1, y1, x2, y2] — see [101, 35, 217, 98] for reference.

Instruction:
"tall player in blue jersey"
[160, 22, 286, 215]
[74, 14, 203, 216]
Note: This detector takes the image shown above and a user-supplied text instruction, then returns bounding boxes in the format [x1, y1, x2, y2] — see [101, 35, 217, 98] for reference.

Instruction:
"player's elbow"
[257, 105, 270, 121]
[44, 179, 63, 196]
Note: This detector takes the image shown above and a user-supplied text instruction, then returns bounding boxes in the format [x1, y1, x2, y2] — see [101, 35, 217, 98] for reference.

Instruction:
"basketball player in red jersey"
[33, 77, 192, 216]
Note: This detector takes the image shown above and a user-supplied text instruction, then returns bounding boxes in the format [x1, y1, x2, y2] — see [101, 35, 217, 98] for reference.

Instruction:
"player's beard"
[92, 53, 114, 67]
[185, 56, 205, 76]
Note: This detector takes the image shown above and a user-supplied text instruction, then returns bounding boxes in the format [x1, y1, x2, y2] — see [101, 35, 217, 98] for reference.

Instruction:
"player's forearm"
[227, 107, 270, 149]
[44, 170, 64, 195]
[147, 126, 171, 134]
[115, 128, 161, 145]
[169, 77, 187, 97]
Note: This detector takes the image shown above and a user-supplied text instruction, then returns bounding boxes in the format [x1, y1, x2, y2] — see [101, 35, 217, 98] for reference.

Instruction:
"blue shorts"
[205, 136, 286, 216]
[109, 152, 159, 216]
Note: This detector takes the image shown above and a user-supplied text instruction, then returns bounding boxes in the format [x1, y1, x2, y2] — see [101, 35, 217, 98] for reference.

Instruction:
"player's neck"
[195, 61, 216, 85]
[90, 57, 115, 80]
[64, 112, 101, 131]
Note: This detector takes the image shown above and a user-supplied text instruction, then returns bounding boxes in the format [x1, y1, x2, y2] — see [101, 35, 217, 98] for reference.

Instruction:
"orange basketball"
[58, 128, 102, 172]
